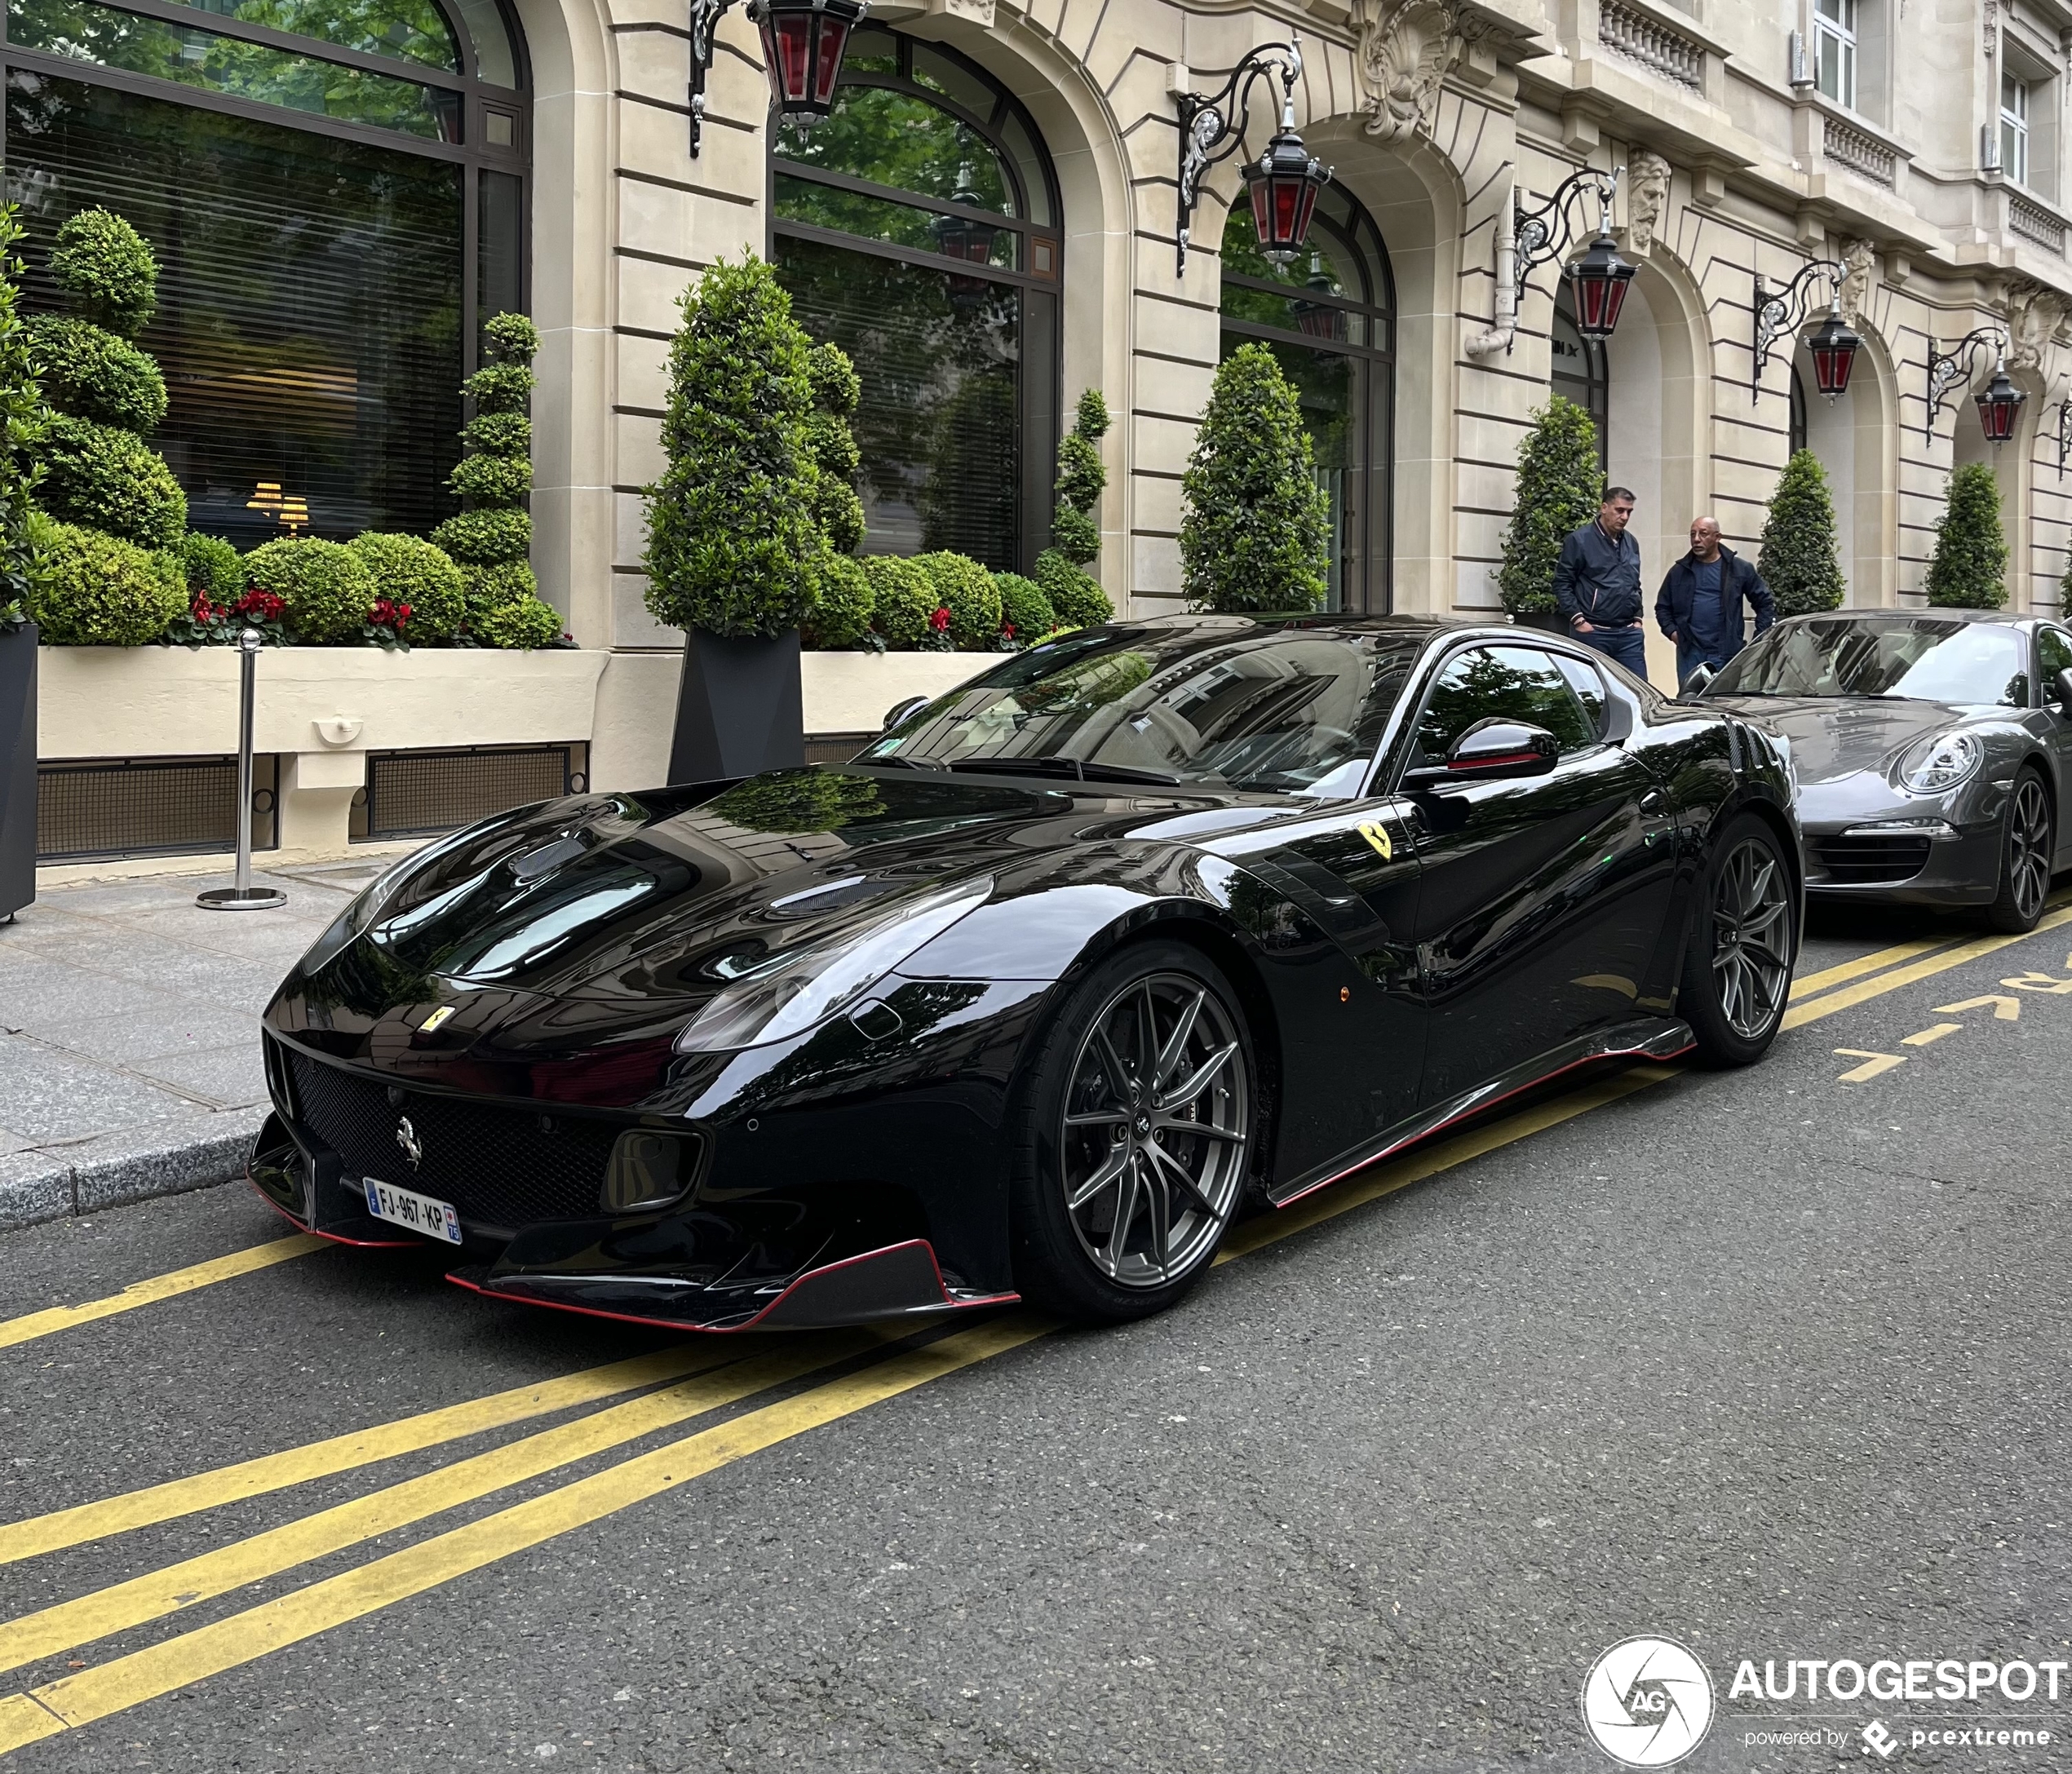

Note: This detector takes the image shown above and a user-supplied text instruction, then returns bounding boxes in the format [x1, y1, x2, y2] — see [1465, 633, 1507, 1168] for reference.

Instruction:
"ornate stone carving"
[1356, 0, 1463, 144]
[1624, 148, 1671, 256]
[1836, 236, 1877, 325]
[2005, 275, 2069, 372]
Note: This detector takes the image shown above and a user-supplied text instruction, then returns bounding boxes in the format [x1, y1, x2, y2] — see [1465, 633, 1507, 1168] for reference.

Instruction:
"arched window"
[1789, 365, 1809, 457]
[770, 26, 1062, 572]
[1219, 186, 1393, 613]
[1551, 282, 1608, 470]
[3, 0, 529, 543]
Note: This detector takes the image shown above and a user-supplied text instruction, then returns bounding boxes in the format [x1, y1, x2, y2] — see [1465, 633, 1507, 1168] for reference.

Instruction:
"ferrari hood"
[1706, 695, 1987, 786]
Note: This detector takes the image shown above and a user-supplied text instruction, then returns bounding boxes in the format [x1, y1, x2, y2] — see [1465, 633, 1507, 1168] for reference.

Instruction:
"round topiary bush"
[29, 520, 184, 644]
[913, 552, 1001, 648]
[432, 507, 531, 564]
[177, 531, 242, 600]
[460, 361, 535, 415]
[461, 411, 530, 456]
[50, 208, 157, 335]
[1034, 549, 1113, 627]
[39, 414, 186, 546]
[994, 571, 1055, 644]
[348, 531, 467, 641]
[29, 316, 166, 433]
[804, 341, 866, 556]
[246, 536, 374, 644]
[866, 555, 938, 648]
[458, 558, 538, 616]
[802, 551, 874, 648]
[482, 310, 541, 364]
[447, 453, 533, 505]
[472, 591, 563, 649]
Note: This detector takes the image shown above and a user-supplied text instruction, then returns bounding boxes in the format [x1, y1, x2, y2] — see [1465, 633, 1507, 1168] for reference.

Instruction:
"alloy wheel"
[1058, 972, 1251, 1290]
[2008, 776, 2052, 923]
[1711, 836, 1791, 1042]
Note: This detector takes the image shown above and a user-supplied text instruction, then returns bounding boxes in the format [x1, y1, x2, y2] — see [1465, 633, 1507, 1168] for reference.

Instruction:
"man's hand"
[1573, 618, 1595, 634]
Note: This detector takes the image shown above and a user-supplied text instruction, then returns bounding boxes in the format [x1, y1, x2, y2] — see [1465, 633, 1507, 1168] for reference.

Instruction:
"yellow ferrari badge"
[420, 1005, 457, 1033]
[1357, 820, 1393, 860]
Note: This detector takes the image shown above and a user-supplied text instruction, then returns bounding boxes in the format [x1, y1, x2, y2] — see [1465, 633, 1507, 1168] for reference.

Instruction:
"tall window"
[1552, 283, 1609, 470]
[1218, 186, 1394, 613]
[2002, 73, 2030, 184]
[1790, 365, 1809, 456]
[769, 26, 1061, 573]
[1815, 0, 1857, 110]
[2, 0, 529, 545]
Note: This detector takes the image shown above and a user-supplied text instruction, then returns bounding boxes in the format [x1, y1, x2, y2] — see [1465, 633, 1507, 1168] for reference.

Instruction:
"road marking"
[1834, 1049, 1906, 1082]
[0, 1236, 324, 1354]
[0, 1316, 1049, 1756]
[2003, 969, 2072, 993]
[0, 1330, 889, 1677]
[1782, 906, 2072, 1032]
[1790, 937, 1955, 1002]
[0, 1344, 743, 1566]
[1900, 1024, 1964, 1047]
[1935, 994, 2021, 1021]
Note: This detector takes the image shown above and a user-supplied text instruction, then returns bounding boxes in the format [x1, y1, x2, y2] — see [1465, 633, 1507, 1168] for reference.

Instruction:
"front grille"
[283, 1050, 621, 1234]
[1811, 834, 1933, 885]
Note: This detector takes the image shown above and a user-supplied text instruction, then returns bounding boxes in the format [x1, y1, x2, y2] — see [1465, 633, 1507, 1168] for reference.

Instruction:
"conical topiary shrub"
[0, 205, 50, 632]
[30, 208, 185, 551]
[1924, 462, 2008, 608]
[1180, 343, 1329, 613]
[434, 311, 562, 648]
[1497, 396, 1602, 617]
[1033, 388, 1113, 626]
[1756, 449, 1848, 616]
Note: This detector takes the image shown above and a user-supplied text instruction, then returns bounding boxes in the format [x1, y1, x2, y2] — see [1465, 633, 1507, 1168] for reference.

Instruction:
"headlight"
[674, 876, 994, 1054]
[1898, 731, 1983, 794]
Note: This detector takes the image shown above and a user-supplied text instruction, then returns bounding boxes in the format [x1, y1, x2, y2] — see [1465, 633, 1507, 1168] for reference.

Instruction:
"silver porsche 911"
[1697, 609, 2072, 932]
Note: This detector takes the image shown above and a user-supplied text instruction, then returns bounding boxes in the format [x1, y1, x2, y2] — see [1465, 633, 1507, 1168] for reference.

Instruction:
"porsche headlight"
[1898, 731, 1984, 795]
[675, 877, 994, 1054]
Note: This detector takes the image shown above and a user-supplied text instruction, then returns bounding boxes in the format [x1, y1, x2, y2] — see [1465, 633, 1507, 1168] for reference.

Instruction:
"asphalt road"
[3, 900, 2072, 1772]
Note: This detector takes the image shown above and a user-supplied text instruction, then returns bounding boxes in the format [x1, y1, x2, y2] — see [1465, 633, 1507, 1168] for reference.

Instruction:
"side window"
[2037, 627, 2072, 701]
[1550, 651, 1609, 737]
[1412, 646, 1597, 764]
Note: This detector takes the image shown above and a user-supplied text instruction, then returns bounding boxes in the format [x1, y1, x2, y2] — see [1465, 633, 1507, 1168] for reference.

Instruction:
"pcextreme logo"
[1580, 1636, 1716, 1767]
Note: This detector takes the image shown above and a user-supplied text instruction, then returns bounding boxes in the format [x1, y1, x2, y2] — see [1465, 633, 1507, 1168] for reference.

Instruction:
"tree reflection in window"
[1414, 647, 1596, 761]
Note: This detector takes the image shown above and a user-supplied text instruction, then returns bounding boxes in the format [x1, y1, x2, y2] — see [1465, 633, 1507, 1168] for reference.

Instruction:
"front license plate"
[363, 1176, 463, 1245]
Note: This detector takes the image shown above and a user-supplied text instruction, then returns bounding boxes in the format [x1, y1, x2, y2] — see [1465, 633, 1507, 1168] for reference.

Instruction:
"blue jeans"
[1676, 641, 1724, 689]
[1577, 623, 1646, 676]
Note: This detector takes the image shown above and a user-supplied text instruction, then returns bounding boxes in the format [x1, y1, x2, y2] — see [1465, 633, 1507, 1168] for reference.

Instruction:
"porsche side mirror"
[1401, 720, 1561, 788]
[2054, 666, 2072, 714]
[883, 695, 931, 733]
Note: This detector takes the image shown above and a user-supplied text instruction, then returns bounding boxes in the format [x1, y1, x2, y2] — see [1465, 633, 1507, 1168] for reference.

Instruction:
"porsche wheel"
[1680, 815, 1795, 1068]
[1010, 941, 1255, 1324]
[1983, 769, 2053, 935]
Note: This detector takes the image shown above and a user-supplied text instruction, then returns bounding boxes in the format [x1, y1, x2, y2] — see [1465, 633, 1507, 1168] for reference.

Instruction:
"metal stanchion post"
[197, 627, 286, 912]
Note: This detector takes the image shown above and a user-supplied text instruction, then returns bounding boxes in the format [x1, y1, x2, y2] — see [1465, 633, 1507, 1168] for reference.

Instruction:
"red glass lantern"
[935, 168, 996, 307]
[1565, 228, 1636, 341]
[1289, 254, 1341, 339]
[1243, 116, 1328, 268]
[750, 0, 866, 126]
[1976, 363, 2025, 444]
[1805, 310, 1860, 400]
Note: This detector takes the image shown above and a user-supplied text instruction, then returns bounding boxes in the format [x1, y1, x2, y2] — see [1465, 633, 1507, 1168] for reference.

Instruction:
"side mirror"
[882, 695, 931, 733]
[1401, 719, 1561, 788]
[2054, 667, 2072, 714]
[1680, 661, 1716, 698]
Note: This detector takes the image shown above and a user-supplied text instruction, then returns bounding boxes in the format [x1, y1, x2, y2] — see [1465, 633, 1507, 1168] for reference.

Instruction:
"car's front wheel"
[1009, 940, 1255, 1324]
[1983, 768, 2053, 934]
[1680, 814, 1795, 1067]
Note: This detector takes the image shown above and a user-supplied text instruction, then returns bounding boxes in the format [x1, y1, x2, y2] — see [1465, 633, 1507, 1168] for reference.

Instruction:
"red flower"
[396, 602, 412, 624]
[928, 606, 950, 632]
[1000, 622, 1015, 639]
[236, 589, 286, 622]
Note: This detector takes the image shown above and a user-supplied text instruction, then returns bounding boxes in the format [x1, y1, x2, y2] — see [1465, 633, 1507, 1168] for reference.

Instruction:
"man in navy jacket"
[1552, 488, 1647, 675]
[1655, 515, 1775, 689]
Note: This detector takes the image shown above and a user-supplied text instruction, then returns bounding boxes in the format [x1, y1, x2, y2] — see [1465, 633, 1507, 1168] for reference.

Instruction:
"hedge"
[1033, 548, 1113, 627]
[803, 551, 874, 648]
[865, 555, 937, 648]
[177, 531, 242, 600]
[994, 571, 1056, 644]
[29, 521, 184, 644]
[348, 531, 467, 641]
[914, 551, 1000, 648]
[472, 592, 563, 649]
[246, 536, 374, 644]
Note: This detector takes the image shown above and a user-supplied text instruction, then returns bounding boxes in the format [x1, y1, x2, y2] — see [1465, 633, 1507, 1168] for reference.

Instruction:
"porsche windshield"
[1709, 618, 2028, 706]
[864, 625, 1424, 794]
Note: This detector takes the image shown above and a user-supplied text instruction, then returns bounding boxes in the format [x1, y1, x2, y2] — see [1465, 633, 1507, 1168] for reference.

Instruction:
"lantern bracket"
[1174, 38, 1307, 274]
[2057, 398, 2072, 478]
[1751, 259, 1843, 401]
[1512, 166, 1621, 299]
[1925, 326, 2008, 442]
[686, 0, 737, 157]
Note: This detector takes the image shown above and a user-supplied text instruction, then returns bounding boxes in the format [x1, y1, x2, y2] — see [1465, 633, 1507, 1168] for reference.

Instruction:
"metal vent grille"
[804, 732, 871, 766]
[355, 743, 588, 842]
[37, 755, 279, 864]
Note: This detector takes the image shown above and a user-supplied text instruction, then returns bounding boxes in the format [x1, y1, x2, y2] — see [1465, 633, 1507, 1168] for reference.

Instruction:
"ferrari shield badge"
[1357, 820, 1393, 861]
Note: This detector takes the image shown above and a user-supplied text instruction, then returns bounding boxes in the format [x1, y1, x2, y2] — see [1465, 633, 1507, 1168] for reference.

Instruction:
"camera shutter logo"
[1580, 1635, 1715, 1767]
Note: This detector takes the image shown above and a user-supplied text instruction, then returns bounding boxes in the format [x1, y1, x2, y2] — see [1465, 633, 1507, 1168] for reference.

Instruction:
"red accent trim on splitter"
[448, 1237, 1021, 1335]
[1272, 1037, 1694, 1210]
[245, 1170, 420, 1249]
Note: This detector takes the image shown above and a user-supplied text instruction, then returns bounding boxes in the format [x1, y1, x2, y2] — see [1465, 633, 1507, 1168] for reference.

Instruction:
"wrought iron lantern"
[1564, 227, 1636, 342]
[935, 163, 997, 307]
[1976, 361, 2025, 444]
[748, 0, 866, 128]
[1752, 259, 1857, 402]
[1242, 109, 1329, 268]
[1927, 326, 2021, 445]
[1290, 254, 1340, 340]
[1172, 38, 1331, 274]
[1804, 309, 1861, 399]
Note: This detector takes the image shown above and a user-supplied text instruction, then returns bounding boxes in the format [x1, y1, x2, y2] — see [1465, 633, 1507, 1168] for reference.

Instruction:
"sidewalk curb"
[0, 1111, 267, 1232]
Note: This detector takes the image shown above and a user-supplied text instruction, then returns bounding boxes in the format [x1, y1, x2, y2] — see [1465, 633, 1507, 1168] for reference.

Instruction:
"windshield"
[862, 624, 1423, 794]
[1707, 618, 2029, 706]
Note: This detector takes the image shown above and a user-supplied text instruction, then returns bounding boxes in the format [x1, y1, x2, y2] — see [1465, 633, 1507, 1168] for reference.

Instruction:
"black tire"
[1007, 939, 1257, 1325]
[1679, 813, 1795, 1068]
[1983, 768, 2053, 935]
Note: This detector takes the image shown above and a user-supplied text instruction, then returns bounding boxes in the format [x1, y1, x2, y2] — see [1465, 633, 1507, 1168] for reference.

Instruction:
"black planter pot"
[1508, 609, 1569, 635]
[0, 621, 35, 922]
[667, 626, 806, 785]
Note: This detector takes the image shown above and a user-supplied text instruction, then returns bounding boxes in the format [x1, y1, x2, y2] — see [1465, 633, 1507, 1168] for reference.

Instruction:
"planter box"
[799, 649, 994, 736]
[0, 622, 34, 918]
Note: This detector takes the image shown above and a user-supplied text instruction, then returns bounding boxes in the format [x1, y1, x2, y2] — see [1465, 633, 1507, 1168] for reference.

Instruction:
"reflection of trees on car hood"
[706, 771, 886, 835]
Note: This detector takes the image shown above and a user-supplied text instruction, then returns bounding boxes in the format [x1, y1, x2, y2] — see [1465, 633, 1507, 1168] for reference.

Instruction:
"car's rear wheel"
[1983, 769, 2053, 934]
[1009, 940, 1255, 1324]
[1680, 814, 1795, 1068]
